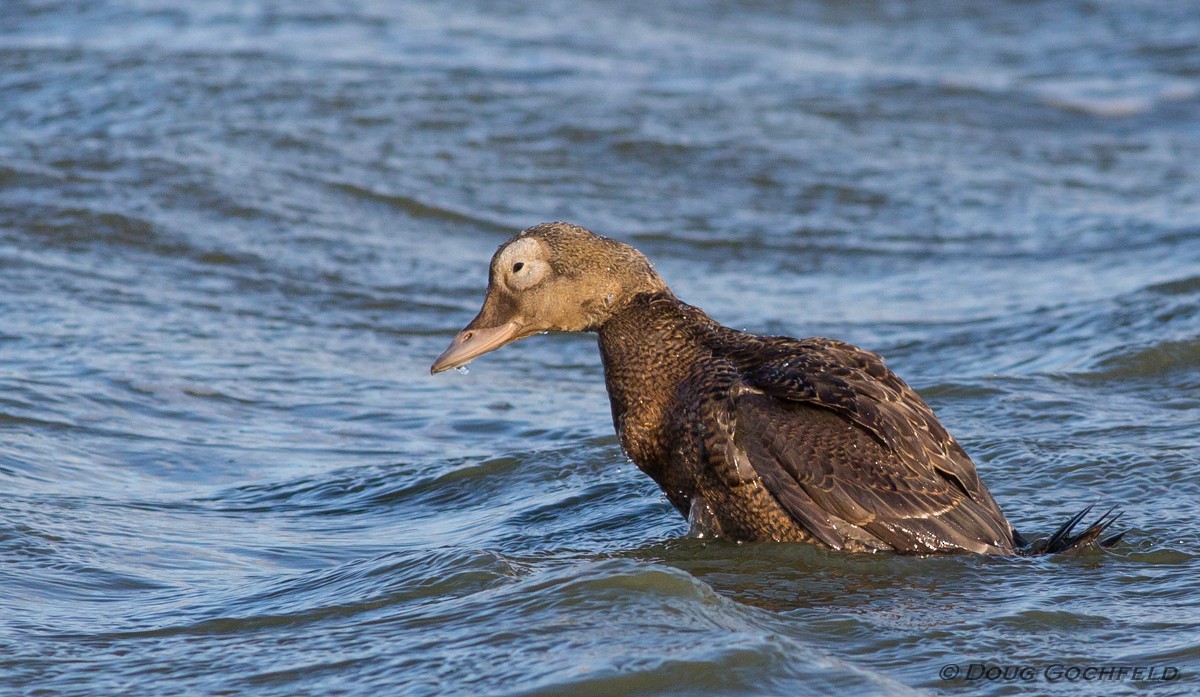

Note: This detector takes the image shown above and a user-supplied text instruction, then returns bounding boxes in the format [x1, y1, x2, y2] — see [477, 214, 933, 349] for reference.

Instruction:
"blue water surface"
[2, 1, 1198, 695]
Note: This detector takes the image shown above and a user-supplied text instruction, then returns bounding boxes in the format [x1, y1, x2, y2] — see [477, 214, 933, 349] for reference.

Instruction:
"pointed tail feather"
[1017, 504, 1125, 555]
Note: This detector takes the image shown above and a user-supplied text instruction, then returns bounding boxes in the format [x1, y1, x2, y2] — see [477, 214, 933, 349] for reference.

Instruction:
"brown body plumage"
[432, 222, 1122, 554]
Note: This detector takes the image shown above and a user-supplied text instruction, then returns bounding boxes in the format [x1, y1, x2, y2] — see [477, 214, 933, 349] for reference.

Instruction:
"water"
[2, 1, 1198, 694]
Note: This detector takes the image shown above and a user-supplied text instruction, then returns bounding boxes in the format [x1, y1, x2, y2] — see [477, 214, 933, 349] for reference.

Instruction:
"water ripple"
[3, 1, 1199, 695]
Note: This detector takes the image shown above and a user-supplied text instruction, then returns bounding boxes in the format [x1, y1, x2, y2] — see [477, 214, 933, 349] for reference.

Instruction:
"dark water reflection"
[2, 1, 1198, 694]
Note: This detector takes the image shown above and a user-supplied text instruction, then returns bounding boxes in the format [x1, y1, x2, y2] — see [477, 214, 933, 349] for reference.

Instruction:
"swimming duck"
[432, 222, 1121, 554]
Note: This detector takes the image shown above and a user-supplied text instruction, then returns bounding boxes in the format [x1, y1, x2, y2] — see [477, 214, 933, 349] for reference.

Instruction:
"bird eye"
[512, 262, 524, 273]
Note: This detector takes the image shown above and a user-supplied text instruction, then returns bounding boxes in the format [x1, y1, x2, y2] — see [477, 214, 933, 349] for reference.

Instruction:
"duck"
[431, 222, 1122, 554]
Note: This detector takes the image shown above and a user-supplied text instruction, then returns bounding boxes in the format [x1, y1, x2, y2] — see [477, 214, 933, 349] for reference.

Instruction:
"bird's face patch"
[478, 233, 601, 337]
[494, 237, 550, 292]
[431, 235, 561, 374]
[431, 222, 667, 374]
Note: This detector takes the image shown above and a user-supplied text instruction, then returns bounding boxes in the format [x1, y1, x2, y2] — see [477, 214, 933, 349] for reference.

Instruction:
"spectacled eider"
[431, 222, 1122, 554]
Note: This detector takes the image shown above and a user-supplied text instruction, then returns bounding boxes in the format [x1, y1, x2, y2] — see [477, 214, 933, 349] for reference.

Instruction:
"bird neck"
[595, 293, 716, 487]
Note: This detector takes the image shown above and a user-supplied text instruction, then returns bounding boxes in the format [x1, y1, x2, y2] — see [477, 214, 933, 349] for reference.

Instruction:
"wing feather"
[724, 338, 1014, 553]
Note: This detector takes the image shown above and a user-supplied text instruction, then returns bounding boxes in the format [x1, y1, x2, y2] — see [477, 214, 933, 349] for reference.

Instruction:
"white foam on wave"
[1032, 77, 1200, 117]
